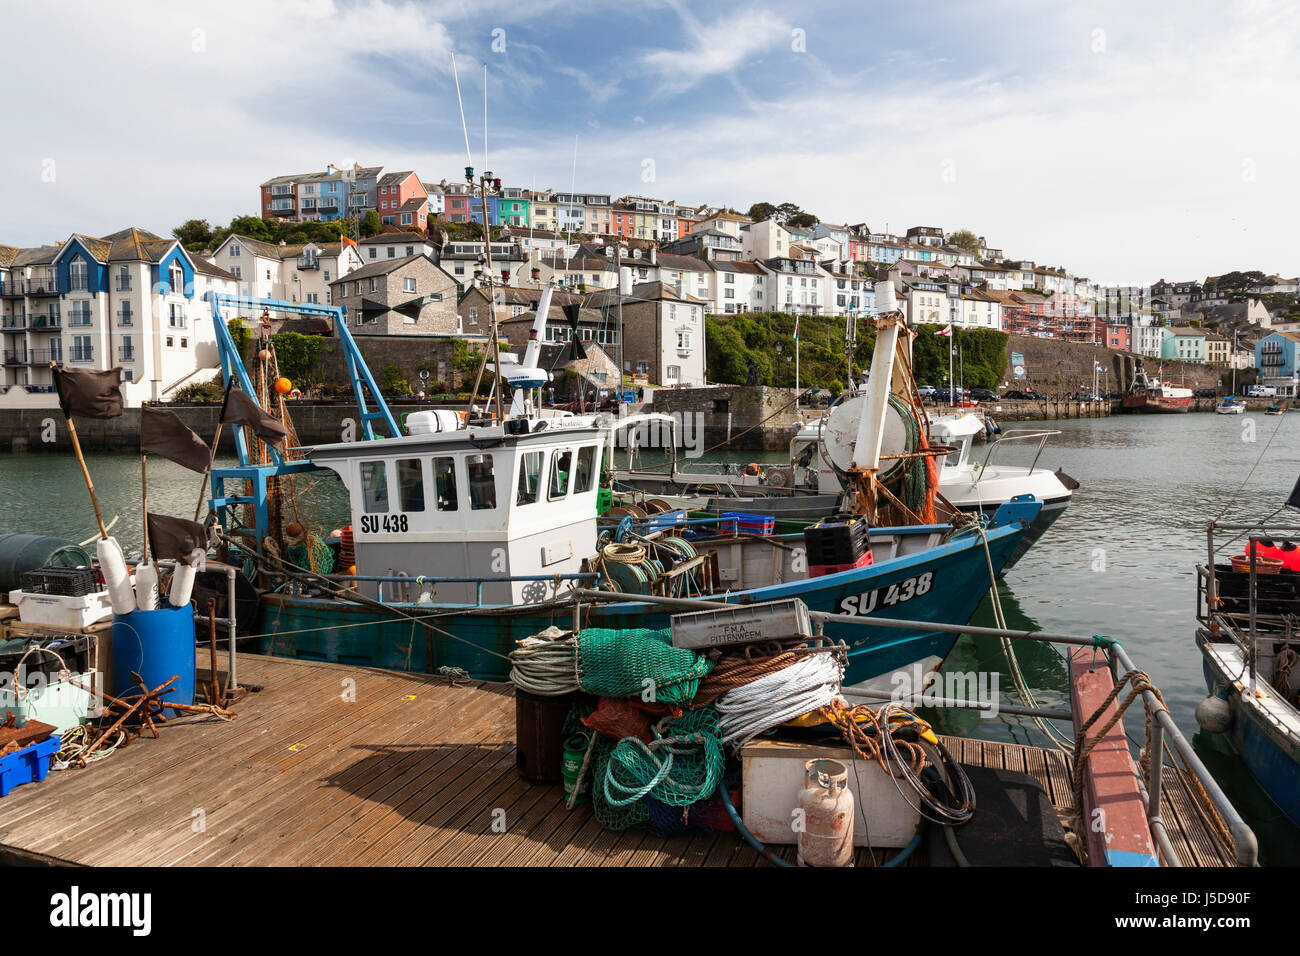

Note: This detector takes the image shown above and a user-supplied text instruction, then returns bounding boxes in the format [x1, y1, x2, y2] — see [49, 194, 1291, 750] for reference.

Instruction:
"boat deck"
[0, 653, 1237, 867]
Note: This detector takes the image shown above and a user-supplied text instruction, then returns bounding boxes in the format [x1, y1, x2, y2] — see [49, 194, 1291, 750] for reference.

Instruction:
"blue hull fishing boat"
[200, 260, 1040, 695]
[1196, 518, 1300, 827]
[257, 506, 1035, 689]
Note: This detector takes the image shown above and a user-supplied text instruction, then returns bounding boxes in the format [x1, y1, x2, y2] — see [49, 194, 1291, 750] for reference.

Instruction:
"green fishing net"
[576, 627, 714, 704]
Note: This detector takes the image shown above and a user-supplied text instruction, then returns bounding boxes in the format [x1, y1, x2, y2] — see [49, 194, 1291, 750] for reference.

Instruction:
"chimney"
[650, 246, 657, 266]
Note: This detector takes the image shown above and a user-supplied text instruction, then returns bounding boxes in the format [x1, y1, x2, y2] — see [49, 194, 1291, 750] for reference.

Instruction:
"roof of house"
[708, 260, 765, 275]
[653, 253, 709, 272]
[358, 231, 429, 246]
[327, 254, 431, 285]
[0, 245, 20, 268]
[378, 170, 416, 186]
[585, 281, 706, 307]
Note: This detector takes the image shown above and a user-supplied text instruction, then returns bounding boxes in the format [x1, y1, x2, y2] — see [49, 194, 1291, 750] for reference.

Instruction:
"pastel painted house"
[1257, 331, 1300, 397]
[1161, 327, 1207, 363]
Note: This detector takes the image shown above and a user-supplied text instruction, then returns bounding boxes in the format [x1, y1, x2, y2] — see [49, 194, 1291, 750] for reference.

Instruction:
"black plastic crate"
[19, 565, 102, 597]
[803, 515, 869, 565]
[0, 633, 93, 680]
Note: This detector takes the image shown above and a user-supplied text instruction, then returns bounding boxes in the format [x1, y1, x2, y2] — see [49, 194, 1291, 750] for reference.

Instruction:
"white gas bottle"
[797, 758, 855, 867]
[134, 561, 160, 611]
[96, 536, 135, 616]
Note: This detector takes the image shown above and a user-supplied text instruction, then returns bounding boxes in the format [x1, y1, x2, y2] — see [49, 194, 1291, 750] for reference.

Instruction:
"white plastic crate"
[7, 588, 113, 629]
[670, 598, 812, 649]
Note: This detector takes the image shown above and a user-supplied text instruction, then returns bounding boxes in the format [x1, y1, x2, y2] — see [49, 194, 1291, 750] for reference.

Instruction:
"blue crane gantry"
[203, 292, 400, 552]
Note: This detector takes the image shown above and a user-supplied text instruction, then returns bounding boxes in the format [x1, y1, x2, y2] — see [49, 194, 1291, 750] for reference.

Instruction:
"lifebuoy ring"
[743, 462, 761, 477]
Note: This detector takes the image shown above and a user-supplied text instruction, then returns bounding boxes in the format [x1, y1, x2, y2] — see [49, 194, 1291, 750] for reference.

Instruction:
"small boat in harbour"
[1216, 396, 1246, 415]
[1266, 403, 1284, 415]
[1120, 360, 1193, 413]
[1196, 516, 1300, 826]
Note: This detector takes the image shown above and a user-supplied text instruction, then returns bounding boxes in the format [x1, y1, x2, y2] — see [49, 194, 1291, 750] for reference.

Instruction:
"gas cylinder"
[797, 758, 854, 867]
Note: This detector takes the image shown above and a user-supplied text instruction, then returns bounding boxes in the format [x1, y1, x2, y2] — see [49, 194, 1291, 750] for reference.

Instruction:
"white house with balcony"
[1, 227, 234, 408]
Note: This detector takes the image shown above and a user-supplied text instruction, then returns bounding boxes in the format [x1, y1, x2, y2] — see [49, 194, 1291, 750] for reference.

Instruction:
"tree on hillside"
[746, 202, 777, 222]
[948, 229, 981, 254]
[787, 211, 819, 229]
[172, 219, 213, 250]
[361, 210, 382, 238]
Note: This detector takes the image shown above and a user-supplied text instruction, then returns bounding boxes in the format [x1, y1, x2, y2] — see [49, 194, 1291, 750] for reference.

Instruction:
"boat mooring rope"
[713, 651, 843, 748]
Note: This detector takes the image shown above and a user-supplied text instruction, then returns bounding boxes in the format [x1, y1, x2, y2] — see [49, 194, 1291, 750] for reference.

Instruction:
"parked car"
[933, 387, 979, 406]
[969, 387, 998, 402]
[1071, 391, 1104, 402]
[917, 385, 937, 397]
[1001, 389, 1047, 401]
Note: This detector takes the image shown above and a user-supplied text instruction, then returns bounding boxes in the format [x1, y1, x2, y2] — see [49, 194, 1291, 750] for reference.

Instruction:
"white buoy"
[168, 561, 197, 609]
[97, 536, 135, 616]
[1195, 695, 1232, 734]
[134, 561, 160, 611]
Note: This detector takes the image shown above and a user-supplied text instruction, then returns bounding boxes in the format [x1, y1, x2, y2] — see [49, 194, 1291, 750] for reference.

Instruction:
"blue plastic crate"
[0, 734, 60, 797]
[718, 512, 775, 537]
[646, 509, 687, 533]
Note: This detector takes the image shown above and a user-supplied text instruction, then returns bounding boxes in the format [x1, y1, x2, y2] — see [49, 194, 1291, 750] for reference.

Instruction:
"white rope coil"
[508, 629, 580, 696]
[713, 651, 844, 748]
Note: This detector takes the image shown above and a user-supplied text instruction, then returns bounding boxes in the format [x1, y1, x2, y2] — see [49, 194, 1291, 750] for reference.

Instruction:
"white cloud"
[640, 7, 791, 96]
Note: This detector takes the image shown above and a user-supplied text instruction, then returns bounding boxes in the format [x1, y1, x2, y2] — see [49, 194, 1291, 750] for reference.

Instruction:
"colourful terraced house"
[498, 188, 530, 228]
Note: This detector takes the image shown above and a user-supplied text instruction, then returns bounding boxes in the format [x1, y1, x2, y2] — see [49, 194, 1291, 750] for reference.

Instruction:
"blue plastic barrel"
[110, 603, 196, 709]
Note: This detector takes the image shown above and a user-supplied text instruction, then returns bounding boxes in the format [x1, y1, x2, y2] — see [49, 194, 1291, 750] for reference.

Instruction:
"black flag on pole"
[221, 387, 289, 449]
[146, 513, 207, 565]
[140, 406, 210, 472]
[54, 367, 124, 420]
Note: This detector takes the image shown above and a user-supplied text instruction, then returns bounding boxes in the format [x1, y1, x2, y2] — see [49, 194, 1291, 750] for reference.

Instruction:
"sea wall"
[648, 385, 801, 452]
[1004, 335, 1225, 393]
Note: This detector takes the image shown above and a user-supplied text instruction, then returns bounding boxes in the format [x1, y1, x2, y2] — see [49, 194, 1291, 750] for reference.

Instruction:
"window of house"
[468, 307, 478, 324]
[165, 336, 174, 347]
[573, 446, 597, 493]
[70, 260, 87, 292]
[636, 359, 648, 375]
[468, 454, 496, 510]
[667, 365, 681, 382]
[677, 331, 691, 349]
[360, 461, 389, 513]
[170, 263, 185, 293]
[117, 266, 131, 291]
[405, 246, 414, 257]
[516, 451, 544, 505]
[369, 278, 377, 292]
[548, 449, 572, 499]
[397, 458, 425, 511]
[230, 245, 241, 257]
[180, 337, 188, 348]
[386, 247, 395, 258]
[231, 265, 242, 278]
[404, 277, 416, 292]
[369, 249, 377, 259]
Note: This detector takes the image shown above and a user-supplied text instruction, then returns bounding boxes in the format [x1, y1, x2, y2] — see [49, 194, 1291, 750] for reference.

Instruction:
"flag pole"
[52, 362, 107, 539]
[141, 453, 150, 561]
[194, 376, 235, 522]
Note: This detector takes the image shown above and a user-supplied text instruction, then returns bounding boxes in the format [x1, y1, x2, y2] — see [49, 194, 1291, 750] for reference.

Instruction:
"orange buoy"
[274, 377, 292, 394]
[258, 349, 271, 362]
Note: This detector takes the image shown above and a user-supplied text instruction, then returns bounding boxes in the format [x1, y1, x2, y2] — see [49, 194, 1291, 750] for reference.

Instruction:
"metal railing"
[569, 586, 1259, 867]
[69, 346, 93, 363]
[975, 428, 1060, 481]
[118, 346, 135, 361]
[322, 570, 598, 607]
[29, 314, 60, 330]
[1, 316, 25, 329]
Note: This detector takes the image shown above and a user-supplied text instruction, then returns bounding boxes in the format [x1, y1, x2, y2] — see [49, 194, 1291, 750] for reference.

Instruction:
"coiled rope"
[713, 650, 844, 748]
[691, 642, 801, 709]
[508, 631, 580, 696]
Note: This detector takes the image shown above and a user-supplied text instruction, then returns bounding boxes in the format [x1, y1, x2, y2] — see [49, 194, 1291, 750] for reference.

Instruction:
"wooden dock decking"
[0, 653, 1237, 867]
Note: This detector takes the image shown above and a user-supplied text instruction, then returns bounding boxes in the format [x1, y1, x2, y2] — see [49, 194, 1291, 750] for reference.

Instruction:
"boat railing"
[323, 570, 598, 605]
[570, 587, 1260, 867]
[974, 428, 1060, 481]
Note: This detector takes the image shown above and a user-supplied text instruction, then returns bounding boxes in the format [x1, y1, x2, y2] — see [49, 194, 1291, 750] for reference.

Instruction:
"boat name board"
[360, 514, 411, 534]
[839, 571, 934, 616]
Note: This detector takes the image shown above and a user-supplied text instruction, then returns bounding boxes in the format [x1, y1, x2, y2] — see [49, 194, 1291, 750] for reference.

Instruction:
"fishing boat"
[1196, 515, 1300, 826]
[1266, 403, 1284, 415]
[614, 406, 1073, 570]
[1216, 396, 1246, 415]
[1119, 360, 1192, 413]
[240, 281, 1042, 691]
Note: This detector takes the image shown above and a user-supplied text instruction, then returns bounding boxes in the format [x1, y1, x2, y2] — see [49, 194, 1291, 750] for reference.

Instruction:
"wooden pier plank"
[0, 654, 1238, 868]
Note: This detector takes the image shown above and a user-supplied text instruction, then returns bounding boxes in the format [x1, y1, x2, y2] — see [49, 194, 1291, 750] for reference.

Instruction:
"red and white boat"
[1120, 361, 1192, 413]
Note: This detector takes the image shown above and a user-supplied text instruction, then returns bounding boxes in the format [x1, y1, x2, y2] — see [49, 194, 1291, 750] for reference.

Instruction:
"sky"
[1, 0, 1297, 286]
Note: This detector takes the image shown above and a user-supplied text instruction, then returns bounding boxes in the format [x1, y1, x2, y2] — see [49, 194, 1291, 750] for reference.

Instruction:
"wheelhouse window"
[397, 458, 425, 512]
[516, 451, 543, 505]
[574, 445, 597, 493]
[549, 449, 573, 499]
[467, 454, 497, 510]
[433, 457, 458, 511]
[360, 461, 389, 513]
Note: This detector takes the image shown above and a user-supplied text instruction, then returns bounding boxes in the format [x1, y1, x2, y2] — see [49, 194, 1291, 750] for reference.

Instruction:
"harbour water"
[0, 409, 1296, 860]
